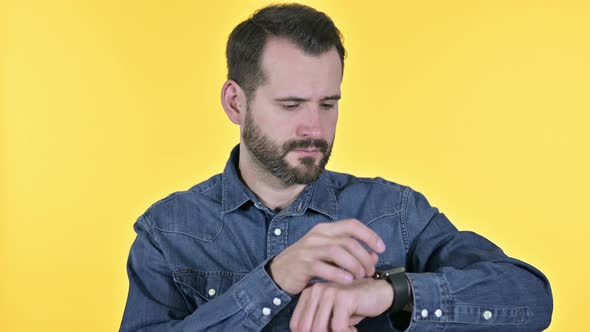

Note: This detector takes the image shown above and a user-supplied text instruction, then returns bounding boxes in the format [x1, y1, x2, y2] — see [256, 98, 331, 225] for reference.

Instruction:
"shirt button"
[273, 297, 282, 306]
[262, 307, 271, 316]
[273, 228, 282, 236]
[297, 201, 303, 212]
[420, 309, 428, 318]
[483, 310, 493, 320]
[434, 309, 442, 317]
[207, 288, 216, 296]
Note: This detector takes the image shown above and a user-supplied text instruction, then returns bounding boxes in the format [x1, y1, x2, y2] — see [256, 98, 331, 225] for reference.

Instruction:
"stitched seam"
[142, 218, 175, 274]
[453, 304, 530, 311]
[153, 226, 221, 243]
[326, 173, 338, 219]
[448, 304, 531, 325]
[144, 192, 183, 216]
[352, 178, 405, 190]
[172, 280, 194, 313]
[138, 215, 155, 232]
[365, 210, 402, 226]
[190, 175, 221, 194]
[221, 173, 228, 212]
[172, 269, 248, 278]
[400, 186, 411, 255]
[174, 279, 204, 297]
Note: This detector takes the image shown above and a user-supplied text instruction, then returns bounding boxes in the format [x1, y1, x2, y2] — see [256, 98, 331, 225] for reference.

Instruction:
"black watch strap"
[374, 267, 410, 315]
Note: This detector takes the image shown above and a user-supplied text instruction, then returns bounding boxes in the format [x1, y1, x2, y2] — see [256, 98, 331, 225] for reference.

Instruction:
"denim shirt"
[120, 145, 553, 331]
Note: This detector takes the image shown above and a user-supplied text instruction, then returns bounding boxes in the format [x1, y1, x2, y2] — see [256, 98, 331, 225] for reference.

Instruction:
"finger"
[299, 284, 324, 331]
[321, 219, 386, 254]
[349, 314, 364, 326]
[335, 328, 357, 332]
[331, 295, 353, 332]
[290, 289, 309, 331]
[370, 251, 379, 264]
[311, 287, 334, 332]
[340, 237, 378, 277]
[310, 261, 354, 284]
[317, 244, 366, 279]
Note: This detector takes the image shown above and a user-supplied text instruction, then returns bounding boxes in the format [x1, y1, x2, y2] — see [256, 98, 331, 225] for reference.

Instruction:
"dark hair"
[226, 3, 346, 99]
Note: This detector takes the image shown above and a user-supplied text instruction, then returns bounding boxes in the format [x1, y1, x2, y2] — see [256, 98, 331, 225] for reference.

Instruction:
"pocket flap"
[173, 268, 245, 301]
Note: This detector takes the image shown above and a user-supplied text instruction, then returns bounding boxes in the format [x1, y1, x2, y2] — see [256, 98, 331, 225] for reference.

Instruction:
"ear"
[221, 80, 247, 125]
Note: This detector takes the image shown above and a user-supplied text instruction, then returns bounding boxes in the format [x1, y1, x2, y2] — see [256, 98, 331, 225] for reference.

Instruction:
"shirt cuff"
[403, 272, 450, 331]
[232, 258, 293, 329]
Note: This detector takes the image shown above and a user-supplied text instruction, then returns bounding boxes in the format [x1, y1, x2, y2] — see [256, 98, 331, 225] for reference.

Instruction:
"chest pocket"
[172, 268, 246, 312]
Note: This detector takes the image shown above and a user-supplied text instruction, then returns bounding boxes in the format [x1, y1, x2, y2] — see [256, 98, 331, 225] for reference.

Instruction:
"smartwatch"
[373, 267, 410, 315]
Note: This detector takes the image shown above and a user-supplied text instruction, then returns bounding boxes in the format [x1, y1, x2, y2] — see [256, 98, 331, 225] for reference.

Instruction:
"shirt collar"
[221, 144, 338, 220]
[221, 145, 256, 214]
[305, 170, 338, 220]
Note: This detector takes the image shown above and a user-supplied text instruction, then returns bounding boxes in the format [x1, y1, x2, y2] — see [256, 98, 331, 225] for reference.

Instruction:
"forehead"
[258, 37, 342, 98]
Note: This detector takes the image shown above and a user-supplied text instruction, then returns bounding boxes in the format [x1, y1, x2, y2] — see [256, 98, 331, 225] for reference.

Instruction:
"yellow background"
[1, 0, 588, 331]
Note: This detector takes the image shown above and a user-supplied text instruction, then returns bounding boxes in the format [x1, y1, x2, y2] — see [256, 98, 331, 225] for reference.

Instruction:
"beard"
[242, 107, 333, 185]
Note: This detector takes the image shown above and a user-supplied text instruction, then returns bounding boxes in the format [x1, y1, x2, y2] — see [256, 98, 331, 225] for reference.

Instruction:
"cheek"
[249, 107, 292, 138]
[322, 111, 338, 136]
[265, 122, 296, 146]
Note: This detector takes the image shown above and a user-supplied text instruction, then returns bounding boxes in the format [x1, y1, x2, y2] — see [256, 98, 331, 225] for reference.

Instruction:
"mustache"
[282, 139, 329, 155]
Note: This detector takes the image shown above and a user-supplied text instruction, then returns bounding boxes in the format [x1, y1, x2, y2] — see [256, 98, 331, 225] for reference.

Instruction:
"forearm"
[400, 188, 553, 331]
[403, 261, 552, 331]
[121, 259, 292, 332]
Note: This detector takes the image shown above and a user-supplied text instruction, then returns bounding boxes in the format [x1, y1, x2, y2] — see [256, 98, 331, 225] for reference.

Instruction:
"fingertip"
[343, 273, 353, 283]
[376, 239, 386, 253]
[371, 252, 379, 261]
[358, 267, 366, 279]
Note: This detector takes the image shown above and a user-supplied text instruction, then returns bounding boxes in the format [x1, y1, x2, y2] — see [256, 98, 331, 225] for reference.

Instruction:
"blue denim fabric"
[120, 145, 553, 331]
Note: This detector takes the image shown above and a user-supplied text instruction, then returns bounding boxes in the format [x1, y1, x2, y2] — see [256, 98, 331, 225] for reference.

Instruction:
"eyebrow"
[274, 95, 341, 102]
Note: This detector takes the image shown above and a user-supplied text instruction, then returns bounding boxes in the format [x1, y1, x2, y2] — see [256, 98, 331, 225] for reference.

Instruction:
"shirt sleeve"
[397, 187, 553, 331]
[119, 216, 292, 332]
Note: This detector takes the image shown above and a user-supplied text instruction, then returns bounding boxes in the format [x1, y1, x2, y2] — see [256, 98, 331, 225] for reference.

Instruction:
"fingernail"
[377, 240, 385, 251]
[344, 274, 353, 282]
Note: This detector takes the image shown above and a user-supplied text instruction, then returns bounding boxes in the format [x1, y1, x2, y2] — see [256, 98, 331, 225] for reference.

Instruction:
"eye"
[282, 103, 300, 111]
[320, 103, 335, 110]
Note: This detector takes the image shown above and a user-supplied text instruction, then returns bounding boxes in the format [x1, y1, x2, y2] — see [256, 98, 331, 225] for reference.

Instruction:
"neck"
[238, 144, 306, 212]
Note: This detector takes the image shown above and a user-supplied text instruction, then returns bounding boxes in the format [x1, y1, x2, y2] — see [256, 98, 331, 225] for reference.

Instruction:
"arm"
[119, 216, 292, 332]
[289, 187, 553, 331]
[290, 277, 395, 332]
[402, 187, 553, 331]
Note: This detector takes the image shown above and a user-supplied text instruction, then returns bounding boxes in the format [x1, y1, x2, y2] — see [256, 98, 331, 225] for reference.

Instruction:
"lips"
[294, 149, 319, 152]
[283, 139, 329, 156]
[292, 149, 320, 156]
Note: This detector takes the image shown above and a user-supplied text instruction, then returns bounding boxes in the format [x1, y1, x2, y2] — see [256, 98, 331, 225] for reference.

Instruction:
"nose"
[296, 105, 323, 139]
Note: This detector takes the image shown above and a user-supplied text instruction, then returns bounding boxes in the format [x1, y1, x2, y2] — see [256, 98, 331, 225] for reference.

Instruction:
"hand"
[268, 219, 386, 295]
[290, 277, 394, 332]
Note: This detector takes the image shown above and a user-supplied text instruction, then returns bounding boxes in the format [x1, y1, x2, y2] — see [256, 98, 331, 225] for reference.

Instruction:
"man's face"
[241, 38, 342, 185]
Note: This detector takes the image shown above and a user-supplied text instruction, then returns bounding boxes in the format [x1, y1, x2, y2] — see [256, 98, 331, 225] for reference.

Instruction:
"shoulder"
[323, 170, 412, 221]
[325, 170, 437, 216]
[138, 174, 223, 231]
[326, 169, 409, 196]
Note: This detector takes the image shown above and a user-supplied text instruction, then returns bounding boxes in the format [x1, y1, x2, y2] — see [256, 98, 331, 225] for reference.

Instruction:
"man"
[120, 4, 553, 331]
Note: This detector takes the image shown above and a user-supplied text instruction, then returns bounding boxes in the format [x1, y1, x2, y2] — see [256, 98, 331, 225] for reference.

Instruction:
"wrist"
[374, 267, 410, 315]
[374, 279, 395, 315]
[265, 257, 297, 296]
